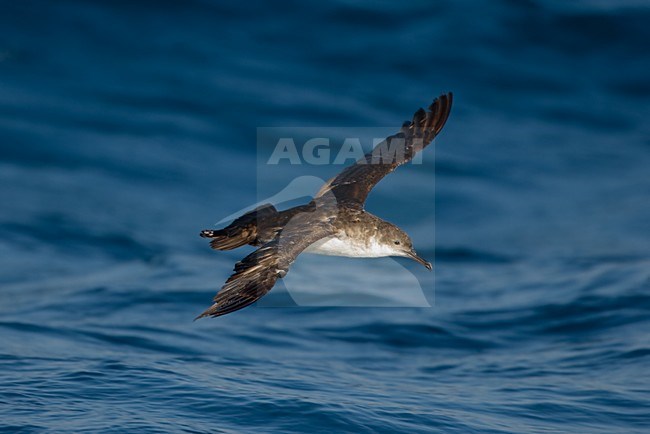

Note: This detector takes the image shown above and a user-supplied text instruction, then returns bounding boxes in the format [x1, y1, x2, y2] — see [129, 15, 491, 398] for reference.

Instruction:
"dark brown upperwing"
[195, 209, 335, 319]
[315, 92, 453, 208]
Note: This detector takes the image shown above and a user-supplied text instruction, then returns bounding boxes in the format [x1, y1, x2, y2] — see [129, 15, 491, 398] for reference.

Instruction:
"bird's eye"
[394, 240, 400, 245]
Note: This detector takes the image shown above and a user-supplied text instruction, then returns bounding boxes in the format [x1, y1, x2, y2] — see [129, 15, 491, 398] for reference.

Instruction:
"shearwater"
[197, 93, 453, 319]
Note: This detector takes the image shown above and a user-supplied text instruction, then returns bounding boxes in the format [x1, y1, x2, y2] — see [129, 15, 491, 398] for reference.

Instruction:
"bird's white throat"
[304, 235, 399, 258]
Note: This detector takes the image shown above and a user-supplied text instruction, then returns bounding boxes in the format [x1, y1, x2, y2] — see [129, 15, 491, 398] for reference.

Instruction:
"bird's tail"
[200, 204, 278, 250]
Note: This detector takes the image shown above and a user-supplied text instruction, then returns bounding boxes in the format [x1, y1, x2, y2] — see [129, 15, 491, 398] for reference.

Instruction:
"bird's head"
[379, 222, 432, 271]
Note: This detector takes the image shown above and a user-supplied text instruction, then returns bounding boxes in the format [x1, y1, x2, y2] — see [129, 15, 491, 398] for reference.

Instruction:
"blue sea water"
[1, 0, 650, 432]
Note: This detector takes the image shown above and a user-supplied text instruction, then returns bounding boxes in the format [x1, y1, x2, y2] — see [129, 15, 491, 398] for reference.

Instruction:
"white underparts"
[304, 235, 400, 258]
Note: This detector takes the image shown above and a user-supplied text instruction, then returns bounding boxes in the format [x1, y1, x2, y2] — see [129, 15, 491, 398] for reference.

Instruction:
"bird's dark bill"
[407, 251, 432, 270]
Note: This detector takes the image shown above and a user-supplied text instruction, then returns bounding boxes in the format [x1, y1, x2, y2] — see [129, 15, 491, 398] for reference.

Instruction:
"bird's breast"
[304, 235, 395, 258]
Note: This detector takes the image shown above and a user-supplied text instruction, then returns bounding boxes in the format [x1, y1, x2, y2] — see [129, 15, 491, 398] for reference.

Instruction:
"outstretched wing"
[315, 92, 453, 208]
[196, 209, 335, 319]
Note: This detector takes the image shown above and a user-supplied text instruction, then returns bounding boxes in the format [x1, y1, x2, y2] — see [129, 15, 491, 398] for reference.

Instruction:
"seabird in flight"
[197, 92, 453, 318]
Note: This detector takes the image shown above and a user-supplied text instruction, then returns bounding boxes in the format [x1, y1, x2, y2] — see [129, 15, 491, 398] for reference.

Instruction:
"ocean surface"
[1, 0, 649, 432]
